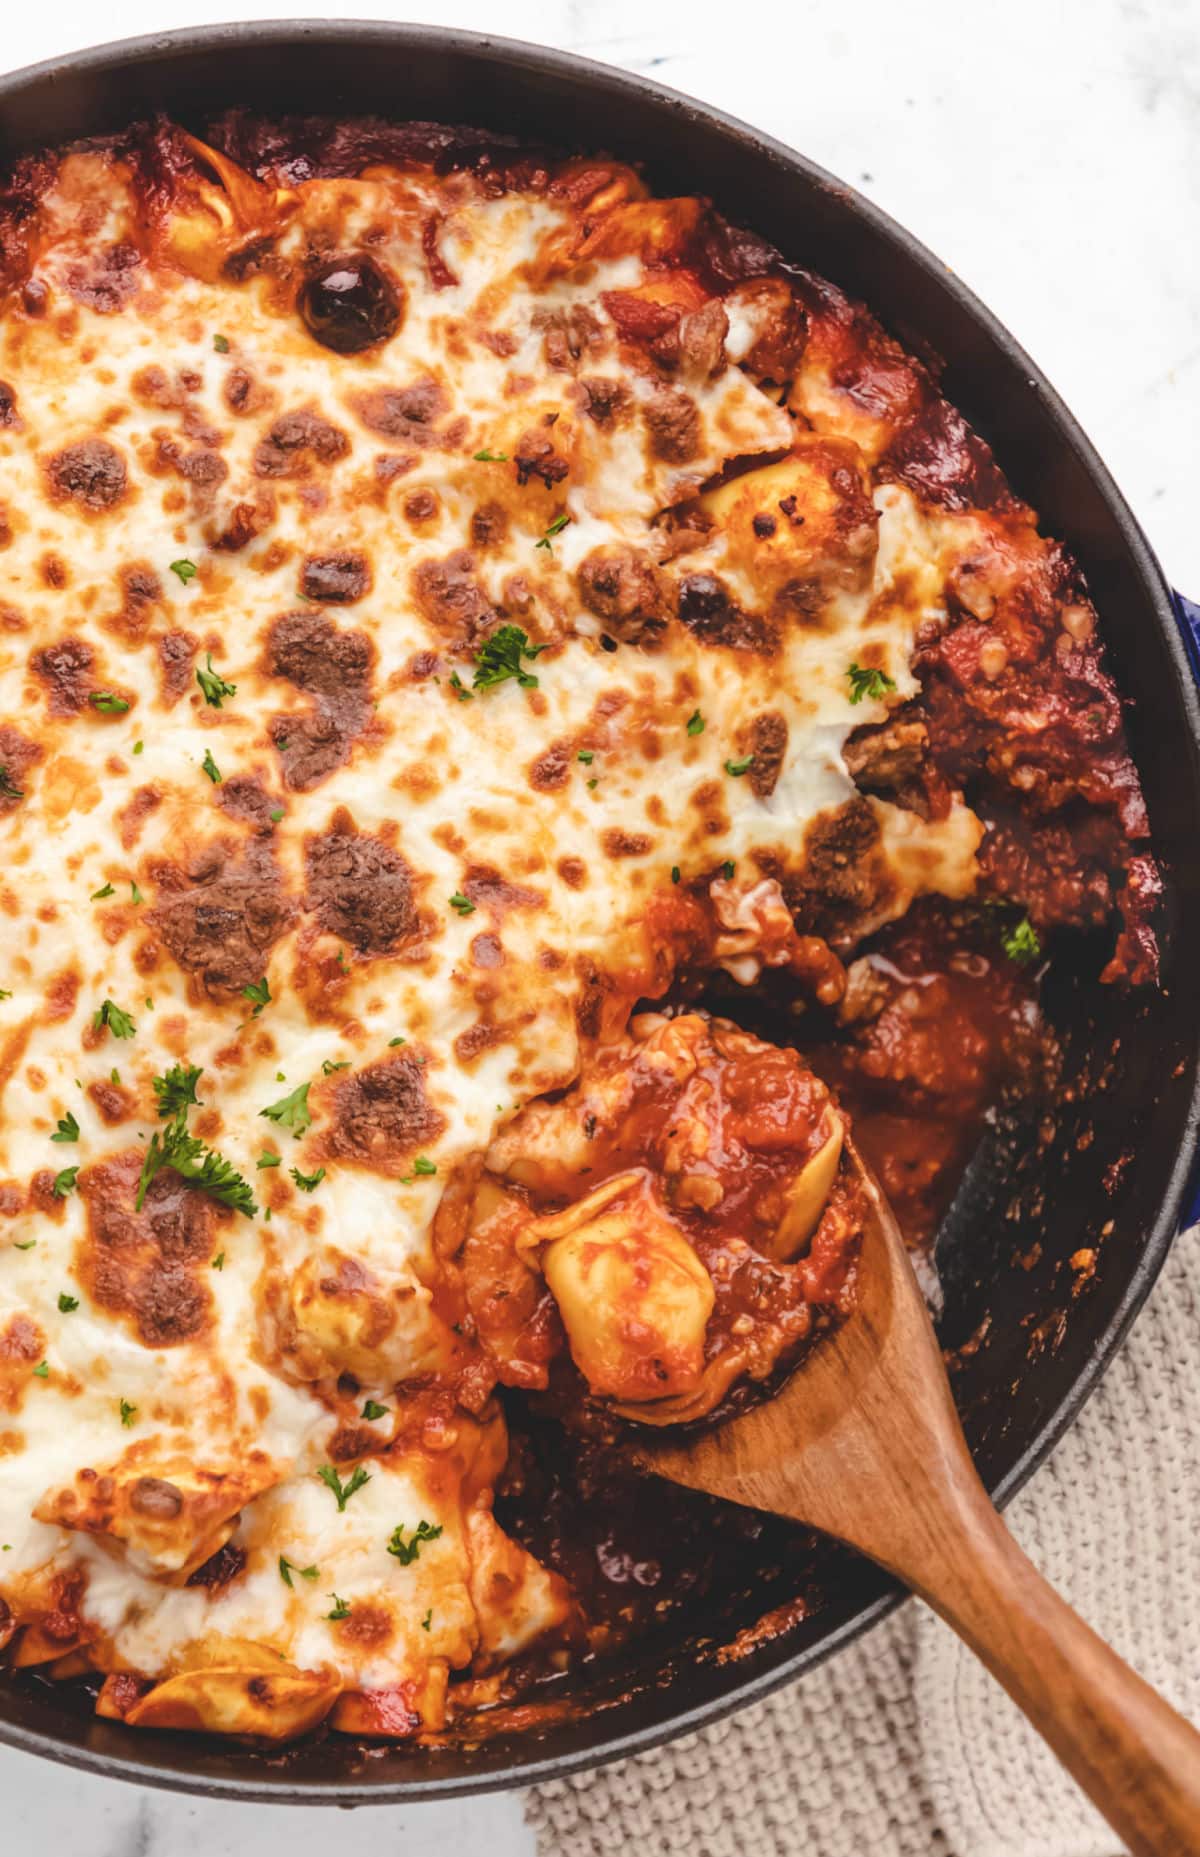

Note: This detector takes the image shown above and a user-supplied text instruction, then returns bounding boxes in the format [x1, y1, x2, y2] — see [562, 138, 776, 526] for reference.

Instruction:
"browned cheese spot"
[576, 545, 671, 647]
[304, 816, 417, 955]
[325, 1055, 445, 1176]
[747, 711, 789, 799]
[158, 630, 198, 706]
[301, 552, 371, 604]
[0, 726, 41, 807]
[253, 410, 350, 479]
[45, 439, 129, 512]
[29, 636, 95, 716]
[353, 378, 448, 447]
[77, 1152, 215, 1348]
[410, 550, 496, 645]
[150, 839, 296, 994]
[265, 609, 374, 791]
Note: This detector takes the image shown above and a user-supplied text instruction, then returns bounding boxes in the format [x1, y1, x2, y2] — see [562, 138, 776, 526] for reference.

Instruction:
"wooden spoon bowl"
[636, 1141, 1200, 1856]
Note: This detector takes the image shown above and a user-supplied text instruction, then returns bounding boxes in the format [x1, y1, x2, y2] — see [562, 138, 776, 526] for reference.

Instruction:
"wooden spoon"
[637, 1140, 1200, 1856]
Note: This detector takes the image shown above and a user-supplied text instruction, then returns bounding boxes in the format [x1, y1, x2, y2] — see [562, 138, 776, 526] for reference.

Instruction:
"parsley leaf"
[90, 691, 129, 714]
[290, 1165, 325, 1193]
[847, 661, 897, 705]
[52, 1167, 78, 1199]
[91, 882, 115, 901]
[152, 1062, 203, 1121]
[577, 749, 594, 764]
[132, 741, 144, 755]
[256, 1151, 281, 1170]
[361, 1399, 389, 1421]
[211, 1252, 225, 1270]
[197, 653, 237, 707]
[317, 1463, 371, 1512]
[686, 710, 705, 736]
[387, 1519, 443, 1565]
[201, 748, 223, 785]
[535, 512, 571, 552]
[412, 1155, 437, 1177]
[1002, 916, 1042, 967]
[213, 333, 230, 354]
[270, 806, 284, 823]
[0, 768, 24, 802]
[119, 1398, 137, 1427]
[388, 1036, 406, 1047]
[421, 1608, 432, 1631]
[278, 1556, 319, 1589]
[448, 670, 474, 702]
[259, 1081, 311, 1137]
[51, 1113, 80, 1144]
[721, 859, 736, 880]
[57, 1292, 79, 1313]
[170, 559, 198, 585]
[473, 449, 509, 462]
[670, 865, 681, 884]
[93, 999, 136, 1040]
[724, 756, 754, 777]
[472, 624, 545, 692]
[130, 881, 143, 905]
[326, 1593, 351, 1621]
[242, 977, 271, 1016]
[321, 1059, 350, 1076]
[136, 1124, 258, 1219]
[32, 1361, 49, 1379]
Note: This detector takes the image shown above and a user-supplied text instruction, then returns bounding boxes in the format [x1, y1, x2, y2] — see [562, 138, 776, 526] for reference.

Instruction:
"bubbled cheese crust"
[0, 118, 1079, 1737]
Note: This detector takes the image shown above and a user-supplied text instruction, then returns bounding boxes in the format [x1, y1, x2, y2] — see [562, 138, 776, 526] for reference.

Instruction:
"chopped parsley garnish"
[119, 1399, 137, 1427]
[197, 653, 237, 707]
[421, 1608, 432, 1631]
[57, 1292, 79, 1314]
[724, 756, 754, 778]
[12, 1240, 35, 1251]
[290, 1165, 325, 1193]
[136, 1124, 257, 1219]
[91, 882, 116, 901]
[90, 691, 129, 714]
[278, 1556, 319, 1589]
[130, 881, 143, 905]
[321, 1059, 350, 1075]
[213, 333, 230, 354]
[721, 859, 736, 880]
[0, 768, 23, 802]
[473, 449, 509, 462]
[326, 1594, 351, 1621]
[152, 1062, 203, 1120]
[1002, 916, 1042, 967]
[52, 1166, 79, 1199]
[201, 748, 223, 785]
[449, 892, 475, 916]
[361, 1400, 389, 1421]
[412, 1156, 437, 1177]
[448, 670, 474, 702]
[170, 559, 198, 585]
[535, 512, 571, 552]
[472, 623, 545, 692]
[0, 990, 10, 1001]
[51, 1113, 80, 1144]
[92, 998, 136, 1039]
[388, 1036, 406, 1047]
[577, 749, 594, 764]
[259, 1081, 312, 1137]
[686, 710, 705, 736]
[211, 1252, 225, 1270]
[847, 661, 897, 705]
[269, 806, 284, 823]
[31, 1361, 49, 1380]
[256, 1151, 281, 1170]
[242, 977, 271, 1016]
[387, 1519, 443, 1565]
[670, 866, 681, 884]
[586, 777, 598, 790]
[317, 1463, 371, 1512]
[132, 740, 144, 755]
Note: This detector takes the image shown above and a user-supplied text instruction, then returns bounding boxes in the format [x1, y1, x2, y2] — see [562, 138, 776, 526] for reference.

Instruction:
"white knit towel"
[526, 1227, 1200, 1857]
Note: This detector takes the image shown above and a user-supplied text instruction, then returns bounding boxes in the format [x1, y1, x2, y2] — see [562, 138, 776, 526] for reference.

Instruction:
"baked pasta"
[0, 115, 1155, 1742]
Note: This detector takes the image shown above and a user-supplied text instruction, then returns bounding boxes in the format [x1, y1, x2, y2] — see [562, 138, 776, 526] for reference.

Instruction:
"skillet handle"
[1171, 591, 1200, 1230]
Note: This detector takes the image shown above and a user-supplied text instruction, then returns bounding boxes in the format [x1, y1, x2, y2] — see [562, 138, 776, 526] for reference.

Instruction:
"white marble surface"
[1, 2, 1197, 1850]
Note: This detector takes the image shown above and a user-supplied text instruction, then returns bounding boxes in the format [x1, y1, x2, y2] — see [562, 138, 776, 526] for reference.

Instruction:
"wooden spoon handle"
[889, 1482, 1200, 1857]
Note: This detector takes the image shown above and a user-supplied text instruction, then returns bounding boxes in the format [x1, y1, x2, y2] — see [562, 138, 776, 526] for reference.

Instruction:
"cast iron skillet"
[1, 20, 1199, 1806]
